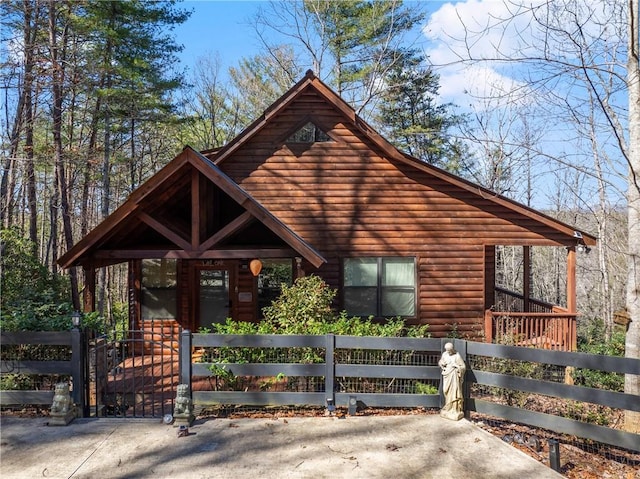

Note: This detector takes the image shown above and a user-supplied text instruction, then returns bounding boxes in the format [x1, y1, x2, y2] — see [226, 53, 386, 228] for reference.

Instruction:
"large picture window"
[343, 257, 416, 318]
[141, 259, 177, 320]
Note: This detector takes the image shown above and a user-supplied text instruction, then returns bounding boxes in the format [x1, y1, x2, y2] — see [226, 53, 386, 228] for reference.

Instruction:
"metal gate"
[89, 321, 181, 418]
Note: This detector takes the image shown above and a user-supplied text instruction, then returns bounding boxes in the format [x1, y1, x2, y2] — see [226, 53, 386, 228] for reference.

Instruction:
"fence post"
[70, 327, 87, 417]
[179, 330, 192, 395]
[325, 334, 335, 408]
[455, 339, 469, 419]
[484, 309, 493, 343]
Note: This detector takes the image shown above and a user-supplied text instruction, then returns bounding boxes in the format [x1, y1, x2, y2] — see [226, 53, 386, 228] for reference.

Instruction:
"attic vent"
[287, 122, 331, 143]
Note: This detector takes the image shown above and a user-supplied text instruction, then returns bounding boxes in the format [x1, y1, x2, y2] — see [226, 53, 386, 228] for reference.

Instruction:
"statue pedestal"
[173, 412, 194, 427]
[440, 409, 464, 421]
[49, 408, 76, 426]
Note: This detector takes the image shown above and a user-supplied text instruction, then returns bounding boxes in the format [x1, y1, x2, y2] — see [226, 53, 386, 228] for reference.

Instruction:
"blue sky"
[173, 1, 450, 75]
[174, 1, 265, 73]
[170, 1, 627, 209]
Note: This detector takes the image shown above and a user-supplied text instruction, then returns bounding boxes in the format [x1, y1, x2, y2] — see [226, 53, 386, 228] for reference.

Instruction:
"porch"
[485, 286, 577, 351]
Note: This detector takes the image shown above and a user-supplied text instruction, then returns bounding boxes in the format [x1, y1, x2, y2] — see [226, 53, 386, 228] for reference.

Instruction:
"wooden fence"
[0, 329, 87, 411]
[180, 331, 640, 452]
[180, 332, 442, 410]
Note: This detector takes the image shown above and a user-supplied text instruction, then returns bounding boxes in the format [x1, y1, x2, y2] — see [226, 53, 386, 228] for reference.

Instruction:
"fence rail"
[0, 330, 86, 411]
[181, 332, 443, 410]
[466, 340, 639, 451]
[2, 328, 638, 453]
[181, 331, 640, 452]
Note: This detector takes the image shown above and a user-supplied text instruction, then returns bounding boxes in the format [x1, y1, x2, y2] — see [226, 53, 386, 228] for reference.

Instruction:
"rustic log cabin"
[59, 70, 596, 351]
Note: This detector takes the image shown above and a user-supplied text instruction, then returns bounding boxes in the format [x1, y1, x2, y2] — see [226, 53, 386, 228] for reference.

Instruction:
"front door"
[197, 267, 233, 330]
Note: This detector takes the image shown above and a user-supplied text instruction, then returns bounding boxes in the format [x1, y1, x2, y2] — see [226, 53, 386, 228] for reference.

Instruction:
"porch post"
[523, 246, 531, 312]
[567, 246, 577, 313]
[295, 257, 305, 279]
[82, 265, 96, 313]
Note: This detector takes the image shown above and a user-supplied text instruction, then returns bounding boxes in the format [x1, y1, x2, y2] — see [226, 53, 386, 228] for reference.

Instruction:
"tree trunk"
[48, 0, 79, 310]
[24, 2, 38, 251]
[624, 0, 640, 434]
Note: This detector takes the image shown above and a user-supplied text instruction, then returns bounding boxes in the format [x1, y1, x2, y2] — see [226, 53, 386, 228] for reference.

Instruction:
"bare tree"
[251, 0, 426, 119]
[429, 0, 638, 432]
[626, 0, 640, 434]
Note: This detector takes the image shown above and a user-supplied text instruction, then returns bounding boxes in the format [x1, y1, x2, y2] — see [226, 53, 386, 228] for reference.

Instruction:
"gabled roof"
[210, 70, 596, 246]
[58, 147, 326, 269]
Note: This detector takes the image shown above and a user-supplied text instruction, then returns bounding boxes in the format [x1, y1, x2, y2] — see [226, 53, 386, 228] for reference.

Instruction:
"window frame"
[342, 256, 417, 319]
[140, 258, 178, 321]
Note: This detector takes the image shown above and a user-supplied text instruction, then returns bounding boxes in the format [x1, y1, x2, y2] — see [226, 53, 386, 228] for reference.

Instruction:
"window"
[343, 257, 416, 317]
[286, 121, 331, 143]
[257, 259, 293, 317]
[141, 259, 177, 320]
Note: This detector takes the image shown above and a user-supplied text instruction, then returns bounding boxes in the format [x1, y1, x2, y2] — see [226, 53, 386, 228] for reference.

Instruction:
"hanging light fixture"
[249, 259, 263, 276]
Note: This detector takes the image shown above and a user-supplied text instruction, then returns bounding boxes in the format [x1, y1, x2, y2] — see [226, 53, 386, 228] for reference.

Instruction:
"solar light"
[71, 311, 81, 329]
[548, 439, 561, 472]
[326, 398, 335, 415]
[348, 395, 358, 415]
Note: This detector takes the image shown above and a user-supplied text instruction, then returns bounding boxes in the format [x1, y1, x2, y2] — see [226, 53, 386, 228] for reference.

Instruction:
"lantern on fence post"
[71, 311, 81, 329]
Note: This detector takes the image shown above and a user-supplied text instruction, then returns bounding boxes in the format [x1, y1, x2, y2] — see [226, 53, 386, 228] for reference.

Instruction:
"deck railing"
[487, 287, 577, 351]
[494, 286, 565, 313]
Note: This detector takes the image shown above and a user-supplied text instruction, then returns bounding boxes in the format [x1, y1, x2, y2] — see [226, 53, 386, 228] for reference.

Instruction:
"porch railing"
[494, 286, 565, 313]
[487, 287, 577, 351]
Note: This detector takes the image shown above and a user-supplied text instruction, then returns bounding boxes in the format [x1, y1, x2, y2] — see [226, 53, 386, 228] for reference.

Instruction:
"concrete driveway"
[0, 414, 562, 478]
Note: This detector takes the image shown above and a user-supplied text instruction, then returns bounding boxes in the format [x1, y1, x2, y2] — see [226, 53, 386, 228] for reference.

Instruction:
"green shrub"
[201, 274, 430, 372]
[575, 320, 625, 391]
[415, 382, 439, 395]
[0, 228, 71, 331]
[262, 275, 335, 333]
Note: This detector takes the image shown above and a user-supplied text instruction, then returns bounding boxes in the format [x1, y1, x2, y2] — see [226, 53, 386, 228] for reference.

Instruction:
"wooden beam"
[523, 245, 531, 312]
[567, 246, 577, 313]
[137, 211, 192, 251]
[186, 149, 327, 268]
[58, 152, 191, 269]
[199, 211, 254, 251]
[93, 248, 297, 260]
[191, 169, 200, 250]
[82, 265, 96, 313]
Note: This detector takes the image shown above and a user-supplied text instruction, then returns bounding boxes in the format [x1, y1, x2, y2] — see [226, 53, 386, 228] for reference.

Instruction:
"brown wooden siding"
[177, 260, 191, 330]
[237, 266, 257, 323]
[484, 245, 496, 312]
[217, 90, 570, 338]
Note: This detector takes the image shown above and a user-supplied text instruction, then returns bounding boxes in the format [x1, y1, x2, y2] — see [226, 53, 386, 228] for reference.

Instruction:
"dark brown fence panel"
[0, 330, 86, 413]
[182, 332, 442, 410]
[466, 340, 640, 452]
[179, 332, 639, 452]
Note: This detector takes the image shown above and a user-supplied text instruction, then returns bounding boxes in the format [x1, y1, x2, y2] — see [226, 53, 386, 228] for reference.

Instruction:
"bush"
[0, 228, 74, 331]
[215, 274, 431, 338]
[575, 320, 625, 391]
[262, 275, 335, 333]
[202, 274, 430, 365]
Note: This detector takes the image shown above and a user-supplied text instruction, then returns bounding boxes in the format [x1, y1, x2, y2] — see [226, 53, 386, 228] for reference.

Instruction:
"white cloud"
[424, 0, 538, 109]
